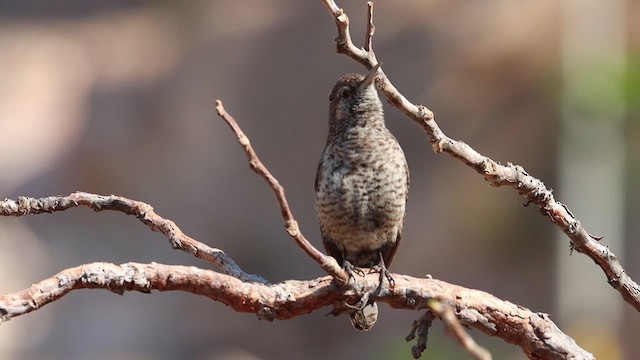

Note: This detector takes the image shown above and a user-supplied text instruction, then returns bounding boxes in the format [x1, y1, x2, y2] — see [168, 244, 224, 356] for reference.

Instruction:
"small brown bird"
[315, 65, 409, 331]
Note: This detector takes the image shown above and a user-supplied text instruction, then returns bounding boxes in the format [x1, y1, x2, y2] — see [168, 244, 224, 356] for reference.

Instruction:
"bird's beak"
[359, 64, 381, 92]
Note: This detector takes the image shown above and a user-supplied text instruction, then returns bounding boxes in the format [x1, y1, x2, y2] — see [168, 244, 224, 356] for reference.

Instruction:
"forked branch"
[215, 100, 347, 282]
[320, 0, 640, 313]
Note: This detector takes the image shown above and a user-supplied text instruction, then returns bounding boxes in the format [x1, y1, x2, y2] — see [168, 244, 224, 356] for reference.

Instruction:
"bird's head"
[327, 64, 383, 137]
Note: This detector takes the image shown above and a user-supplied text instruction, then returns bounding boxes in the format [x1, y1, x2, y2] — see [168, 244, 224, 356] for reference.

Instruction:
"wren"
[315, 65, 409, 331]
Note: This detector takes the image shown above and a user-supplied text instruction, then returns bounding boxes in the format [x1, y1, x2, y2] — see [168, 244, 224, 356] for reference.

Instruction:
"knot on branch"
[257, 304, 277, 321]
[417, 105, 434, 122]
[285, 220, 299, 236]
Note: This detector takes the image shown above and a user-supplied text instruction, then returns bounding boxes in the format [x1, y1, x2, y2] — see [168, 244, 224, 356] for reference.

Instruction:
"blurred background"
[0, 1, 639, 359]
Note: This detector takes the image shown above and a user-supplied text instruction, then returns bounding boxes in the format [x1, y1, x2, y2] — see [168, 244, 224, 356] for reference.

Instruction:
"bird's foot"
[369, 263, 395, 288]
[343, 260, 365, 284]
[340, 261, 376, 311]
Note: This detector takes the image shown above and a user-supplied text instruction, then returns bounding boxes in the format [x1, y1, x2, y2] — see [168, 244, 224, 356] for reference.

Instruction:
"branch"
[0, 193, 266, 283]
[429, 300, 492, 360]
[321, 0, 370, 66]
[364, 2, 375, 53]
[0, 263, 593, 360]
[215, 100, 347, 282]
[406, 310, 436, 359]
[321, 0, 640, 313]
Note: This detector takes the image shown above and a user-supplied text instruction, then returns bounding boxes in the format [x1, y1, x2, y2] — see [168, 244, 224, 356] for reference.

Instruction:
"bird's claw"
[371, 263, 395, 288]
[343, 261, 366, 282]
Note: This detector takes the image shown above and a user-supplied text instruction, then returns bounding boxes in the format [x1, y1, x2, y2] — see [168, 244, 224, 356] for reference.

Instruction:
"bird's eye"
[340, 89, 350, 99]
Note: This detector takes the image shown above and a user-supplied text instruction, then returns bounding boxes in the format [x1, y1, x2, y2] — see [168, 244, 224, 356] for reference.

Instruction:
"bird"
[315, 65, 409, 331]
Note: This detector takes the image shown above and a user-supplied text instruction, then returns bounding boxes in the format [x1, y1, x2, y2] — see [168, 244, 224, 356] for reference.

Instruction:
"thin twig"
[214, 100, 347, 282]
[320, 0, 640, 313]
[364, 2, 375, 53]
[0, 193, 266, 283]
[0, 262, 593, 359]
[321, 0, 369, 66]
[406, 311, 435, 359]
[429, 300, 492, 360]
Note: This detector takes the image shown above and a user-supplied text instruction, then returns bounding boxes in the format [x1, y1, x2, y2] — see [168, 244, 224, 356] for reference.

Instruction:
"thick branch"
[0, 193, 266, 283]
[321, 0, 640, 313]
[215, 100, 347, 282]
[0, 263, 593, 360]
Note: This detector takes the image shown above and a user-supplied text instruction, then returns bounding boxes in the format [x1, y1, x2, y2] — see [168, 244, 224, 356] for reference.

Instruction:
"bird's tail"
[350, 302, 378, 331]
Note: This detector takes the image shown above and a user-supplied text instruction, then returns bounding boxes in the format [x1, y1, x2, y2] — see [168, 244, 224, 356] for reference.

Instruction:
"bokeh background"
[1, 1, 639, 359]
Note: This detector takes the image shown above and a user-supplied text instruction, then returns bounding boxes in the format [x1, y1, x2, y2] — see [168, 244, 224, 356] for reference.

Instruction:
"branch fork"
[321, 0, 640, 313]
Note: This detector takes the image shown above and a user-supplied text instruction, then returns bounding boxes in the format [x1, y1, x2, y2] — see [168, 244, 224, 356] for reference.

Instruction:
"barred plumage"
[315, 66, 409, 331]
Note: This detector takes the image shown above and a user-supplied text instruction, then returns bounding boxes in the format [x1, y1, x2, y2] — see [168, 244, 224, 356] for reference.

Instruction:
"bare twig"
[321, 0, 370, 66]
[214, 100, 347, 282]
[0, 193, 266, 283]
[320, 0, 640, 313]
[0, 263, 593, 359]
[429, 300, 492, 360]
[406, 311, 435, 359]
[364, 2, 375, 53]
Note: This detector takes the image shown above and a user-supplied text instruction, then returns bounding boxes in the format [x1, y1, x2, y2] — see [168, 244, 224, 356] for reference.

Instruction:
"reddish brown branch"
[214, 100, 348, 282]
[0, 193, 266, 283]
[0, 263, 593, 359]
[320, 0, 640, 313]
